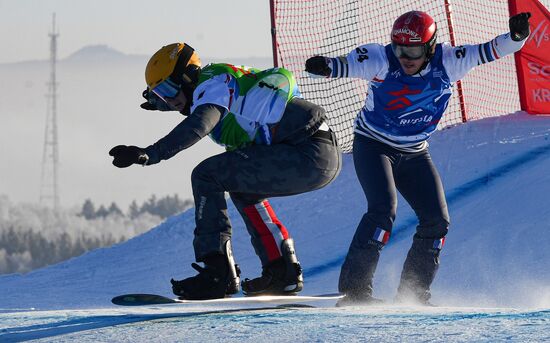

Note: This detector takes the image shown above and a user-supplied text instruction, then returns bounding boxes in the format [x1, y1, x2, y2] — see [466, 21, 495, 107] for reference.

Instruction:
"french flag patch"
[433, 237, 446, 250]
[373, 228, 390, 244]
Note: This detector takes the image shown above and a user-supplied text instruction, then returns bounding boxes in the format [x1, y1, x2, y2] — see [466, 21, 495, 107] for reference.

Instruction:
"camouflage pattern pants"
[191, 127, 341, 266]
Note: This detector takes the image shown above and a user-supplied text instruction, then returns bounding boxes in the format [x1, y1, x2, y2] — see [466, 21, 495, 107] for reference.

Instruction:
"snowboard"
[111, 293, 344, 307]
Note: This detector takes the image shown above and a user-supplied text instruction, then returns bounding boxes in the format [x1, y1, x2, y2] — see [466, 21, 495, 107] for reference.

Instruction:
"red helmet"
[391, 11, 437, 60]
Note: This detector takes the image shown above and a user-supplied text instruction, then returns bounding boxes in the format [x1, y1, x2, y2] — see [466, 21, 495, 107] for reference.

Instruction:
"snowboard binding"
[241, 238, 304, 296]
[171, 240, 241, 300]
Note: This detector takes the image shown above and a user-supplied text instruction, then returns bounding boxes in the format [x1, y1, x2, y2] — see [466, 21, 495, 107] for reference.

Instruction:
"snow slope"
[1, 112, 549, 342]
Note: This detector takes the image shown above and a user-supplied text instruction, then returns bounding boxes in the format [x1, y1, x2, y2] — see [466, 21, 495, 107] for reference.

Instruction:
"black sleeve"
[143, 104, 225, 164]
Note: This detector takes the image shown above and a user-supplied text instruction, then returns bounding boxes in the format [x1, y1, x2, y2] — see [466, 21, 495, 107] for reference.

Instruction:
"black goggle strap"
[426, 29, 437, 56]
[416, 29, 437, 75]
[169, 44, 195, 85]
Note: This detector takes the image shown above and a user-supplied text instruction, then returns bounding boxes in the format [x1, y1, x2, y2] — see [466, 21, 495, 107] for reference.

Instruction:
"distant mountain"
[0, 44, 273, 68]
[65, 44, 125, 60]
[0, 45, 147, 68]
[61, 44, 274, 67]
[63, 45, 147, 65]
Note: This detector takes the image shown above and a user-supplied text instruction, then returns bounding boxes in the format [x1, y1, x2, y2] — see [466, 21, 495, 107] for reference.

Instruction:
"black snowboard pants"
[339, 134, 450, 301]
[190, 103, 341, 267]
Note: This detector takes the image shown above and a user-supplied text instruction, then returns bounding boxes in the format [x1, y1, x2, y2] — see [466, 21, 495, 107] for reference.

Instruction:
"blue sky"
[0, 0, 272, 63]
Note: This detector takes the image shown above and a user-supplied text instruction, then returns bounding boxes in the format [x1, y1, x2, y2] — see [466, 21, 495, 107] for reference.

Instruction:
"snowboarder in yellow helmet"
[109, 42, 342, 300]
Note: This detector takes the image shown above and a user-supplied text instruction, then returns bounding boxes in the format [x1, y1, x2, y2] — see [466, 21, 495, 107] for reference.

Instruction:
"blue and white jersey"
[323, 33, 526, 152]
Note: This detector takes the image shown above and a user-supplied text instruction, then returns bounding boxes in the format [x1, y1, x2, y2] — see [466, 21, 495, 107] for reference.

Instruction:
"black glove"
[509, 12, 531, 41]
[140, 89, 174, 112]
[305, 56, 332, 77]
[109, 145, 149, 168]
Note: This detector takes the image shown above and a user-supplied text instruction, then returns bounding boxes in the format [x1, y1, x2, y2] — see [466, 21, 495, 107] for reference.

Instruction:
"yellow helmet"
[145, 43, 201, 90]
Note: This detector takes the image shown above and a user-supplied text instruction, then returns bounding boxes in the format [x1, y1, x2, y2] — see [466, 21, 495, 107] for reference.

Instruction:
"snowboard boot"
[394, 236, 443, 306]
[171, 240, 241, 300]
[394, 289, 436, 307]
[241, 238, 304, 296]
[336, 294, 385, 307]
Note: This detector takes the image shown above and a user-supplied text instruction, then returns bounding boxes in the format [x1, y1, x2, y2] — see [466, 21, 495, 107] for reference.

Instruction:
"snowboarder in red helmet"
[306, 10, 532, 306]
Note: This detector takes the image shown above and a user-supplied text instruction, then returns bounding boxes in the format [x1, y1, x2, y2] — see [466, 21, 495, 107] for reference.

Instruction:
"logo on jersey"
[399, 115, 435, 126]
[384, 85, 422, 110]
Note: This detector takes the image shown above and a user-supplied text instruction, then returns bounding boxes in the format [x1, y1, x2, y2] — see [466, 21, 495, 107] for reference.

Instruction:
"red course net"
[271, 0, 548, 152]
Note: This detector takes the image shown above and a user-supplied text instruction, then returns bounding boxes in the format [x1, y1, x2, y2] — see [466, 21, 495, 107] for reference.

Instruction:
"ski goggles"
[391, 44, 426, 60]
[150, 78, 181, 101]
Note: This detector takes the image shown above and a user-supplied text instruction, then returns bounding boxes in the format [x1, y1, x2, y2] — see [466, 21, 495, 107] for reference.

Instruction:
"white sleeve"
[190, 74, 231, 113]
[327, 43, 388, 80]
[442, 33, 527, 82]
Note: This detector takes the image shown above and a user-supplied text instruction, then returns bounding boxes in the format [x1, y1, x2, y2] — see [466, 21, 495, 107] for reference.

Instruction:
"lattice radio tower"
[40, 13, 60, 210]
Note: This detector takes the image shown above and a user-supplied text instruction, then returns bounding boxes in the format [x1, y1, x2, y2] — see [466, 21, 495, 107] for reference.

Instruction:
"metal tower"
[40, 13, 60, 210]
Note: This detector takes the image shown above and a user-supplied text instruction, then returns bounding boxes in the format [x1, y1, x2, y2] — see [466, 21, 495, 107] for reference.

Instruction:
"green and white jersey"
[190, 63, 300, 150]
